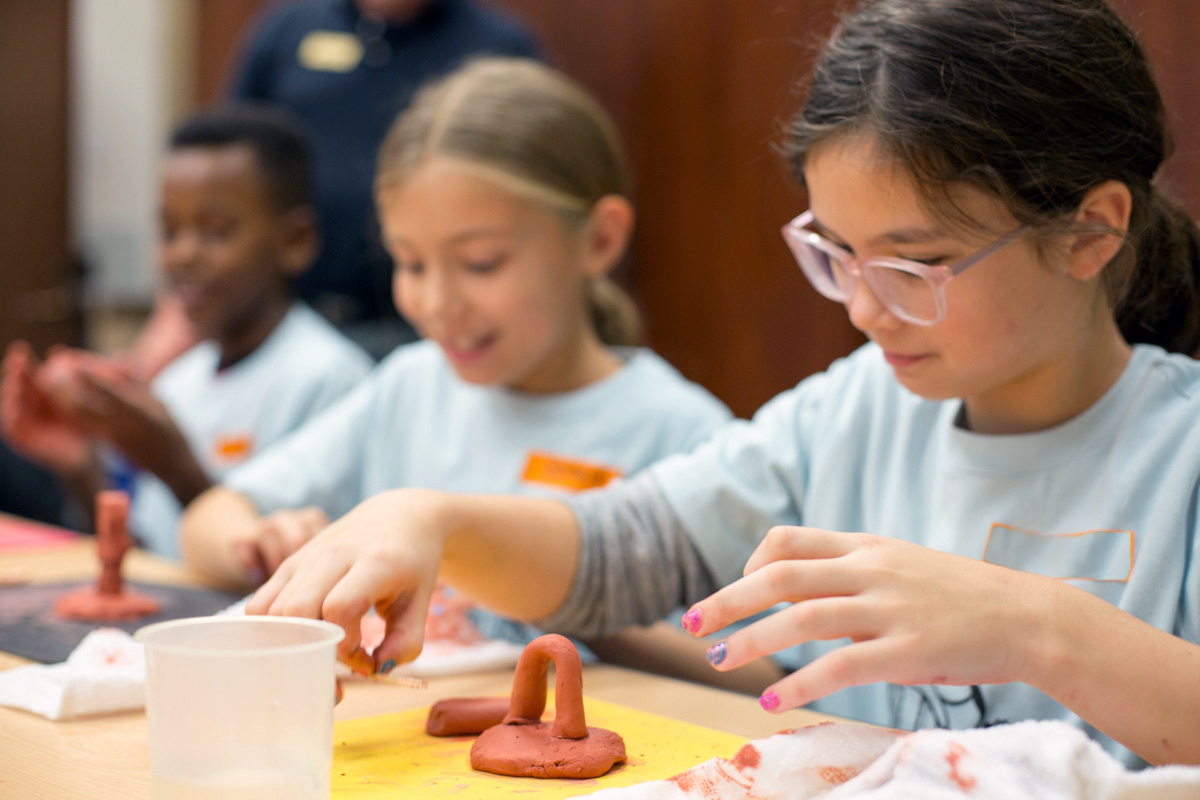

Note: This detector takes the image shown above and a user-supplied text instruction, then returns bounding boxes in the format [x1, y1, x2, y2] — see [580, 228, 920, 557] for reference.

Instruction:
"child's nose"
[162, 231, 201, 270]
[845, 279, 899, 333]
[419, 269, 464, 320]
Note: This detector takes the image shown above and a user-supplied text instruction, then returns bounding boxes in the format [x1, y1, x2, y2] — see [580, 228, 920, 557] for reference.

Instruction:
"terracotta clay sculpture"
[467, 633, 626, 778]
[55, 491, 161, 620]
[426, 696, 511, 736]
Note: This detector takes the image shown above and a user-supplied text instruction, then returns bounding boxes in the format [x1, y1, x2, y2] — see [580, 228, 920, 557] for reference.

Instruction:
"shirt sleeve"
[222, 376, 375, 520]
[292, 352, 373, 423]
[648, 371, 829, 589]
[536, 472, 718, 639]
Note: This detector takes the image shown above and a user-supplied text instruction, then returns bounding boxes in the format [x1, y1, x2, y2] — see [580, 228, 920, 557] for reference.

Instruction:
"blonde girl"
[180, 59, 729, 592]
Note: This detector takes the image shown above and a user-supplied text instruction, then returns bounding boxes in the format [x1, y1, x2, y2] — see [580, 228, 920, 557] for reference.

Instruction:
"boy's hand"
[62, 365, 212, 507]
[0, 342, 92, 475]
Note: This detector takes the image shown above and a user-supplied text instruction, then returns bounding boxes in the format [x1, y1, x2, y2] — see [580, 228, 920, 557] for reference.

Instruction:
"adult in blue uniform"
[228, 0, 540, 357]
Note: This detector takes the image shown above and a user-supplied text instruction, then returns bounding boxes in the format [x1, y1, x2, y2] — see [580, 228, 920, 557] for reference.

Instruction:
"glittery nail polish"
[681, 607, 701, 633]
[706, 642, 726, 666]
[759, 691, 780, 711]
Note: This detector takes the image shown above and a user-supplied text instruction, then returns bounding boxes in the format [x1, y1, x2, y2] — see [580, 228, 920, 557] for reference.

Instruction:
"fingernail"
[759, 691, 780, 711]
[379, 659, 397, 674]
[334, 680, 344, 705]
[706, 642, 726, 666]
[681, 608, 701, 633]
[246, 568, 263, 584]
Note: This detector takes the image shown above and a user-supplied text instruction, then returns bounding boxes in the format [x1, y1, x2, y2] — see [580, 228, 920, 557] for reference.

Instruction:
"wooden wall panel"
[0, 0, 78, 354]
[1115, 0, 1200, 213]
[194, 0, 1200, 417]
[196, 0, 275, 107]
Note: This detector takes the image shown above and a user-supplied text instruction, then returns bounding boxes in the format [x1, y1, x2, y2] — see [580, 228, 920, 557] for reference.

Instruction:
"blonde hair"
[375, 57, 641, 346]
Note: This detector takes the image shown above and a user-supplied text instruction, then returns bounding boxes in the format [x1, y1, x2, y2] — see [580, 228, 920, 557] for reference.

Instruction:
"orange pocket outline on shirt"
[521, 451, 622, 493]
[982, 523, 1135, 582]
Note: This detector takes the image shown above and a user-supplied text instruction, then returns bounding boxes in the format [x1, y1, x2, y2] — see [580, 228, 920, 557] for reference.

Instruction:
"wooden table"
[0, 538, 841, 798]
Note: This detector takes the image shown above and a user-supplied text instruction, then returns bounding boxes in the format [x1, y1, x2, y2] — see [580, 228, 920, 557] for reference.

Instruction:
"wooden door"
[0, 0, 79, 355]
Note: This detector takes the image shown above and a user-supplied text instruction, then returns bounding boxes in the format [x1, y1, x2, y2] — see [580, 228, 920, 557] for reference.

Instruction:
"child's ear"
[1068, 180, 1132, 281]
[582, 195, 635, 278]
[277, 206, 320, 278]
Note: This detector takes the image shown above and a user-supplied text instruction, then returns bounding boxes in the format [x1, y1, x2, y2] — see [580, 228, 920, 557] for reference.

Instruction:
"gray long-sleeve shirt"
[537, 472, 717, 639]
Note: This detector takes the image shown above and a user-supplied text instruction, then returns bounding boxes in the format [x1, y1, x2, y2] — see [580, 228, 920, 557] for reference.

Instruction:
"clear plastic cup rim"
[135, 615, 345, 658]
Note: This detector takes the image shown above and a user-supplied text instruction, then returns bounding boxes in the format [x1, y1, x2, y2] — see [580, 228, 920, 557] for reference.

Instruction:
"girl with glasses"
[249, 0, 1200, 767]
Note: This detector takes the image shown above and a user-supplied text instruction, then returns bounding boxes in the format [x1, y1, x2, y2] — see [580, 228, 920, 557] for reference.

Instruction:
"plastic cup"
[136, 615, 344, 800]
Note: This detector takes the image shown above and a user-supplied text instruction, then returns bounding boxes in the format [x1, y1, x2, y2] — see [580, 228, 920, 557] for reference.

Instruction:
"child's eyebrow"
[868, 227, 947, 246]
[811, 216, 947, 247]
[445, 227, 516, 245]
[385, 227, 515, 248]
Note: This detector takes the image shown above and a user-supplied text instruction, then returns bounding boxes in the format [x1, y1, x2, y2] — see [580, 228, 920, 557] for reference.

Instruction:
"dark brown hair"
[786, 0, 1200, 353]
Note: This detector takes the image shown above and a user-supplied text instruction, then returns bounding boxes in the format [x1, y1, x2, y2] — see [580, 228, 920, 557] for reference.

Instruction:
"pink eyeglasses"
[781, 211, 1029, 325]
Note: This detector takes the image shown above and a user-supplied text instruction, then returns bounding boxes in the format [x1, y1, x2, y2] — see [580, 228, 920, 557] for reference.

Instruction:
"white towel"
[574, 720, 1200, 800]
[0, 628, 144, 720]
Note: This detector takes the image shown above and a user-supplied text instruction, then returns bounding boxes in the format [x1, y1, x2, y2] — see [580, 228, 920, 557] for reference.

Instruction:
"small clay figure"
[55, 490, 160, 620]
[426, 696, 511, 736]
[466, 633, 626, 779]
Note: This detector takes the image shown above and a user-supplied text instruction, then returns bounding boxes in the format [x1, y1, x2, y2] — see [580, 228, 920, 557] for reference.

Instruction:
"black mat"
[0, 581, 244, 663]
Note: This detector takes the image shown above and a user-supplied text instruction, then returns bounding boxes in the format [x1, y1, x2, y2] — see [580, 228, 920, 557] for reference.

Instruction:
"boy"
[0, 106, 372, 557]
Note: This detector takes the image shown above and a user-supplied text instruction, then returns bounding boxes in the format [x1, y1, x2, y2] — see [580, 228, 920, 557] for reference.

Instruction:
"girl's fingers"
[301, 506, 330, 531]
[334, 608, 371, 672]
[744, 526, 864, 575]
[685, 557, 860, 637]
[369, 580, 435, 670]
[707, 597, 875, 671]
[246, 558, 296, 614]
[758, 638, 899, 712]
[257, 516, 305, 574]
[263, 548, 353, 620]
[257, 525, 291, 577]
[231, 538, 267, 586]
[320, 560, 412, 667]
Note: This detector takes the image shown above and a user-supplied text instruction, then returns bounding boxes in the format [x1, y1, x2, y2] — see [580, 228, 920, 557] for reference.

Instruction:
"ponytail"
[587, 277, 642, 347]
[1117, 190, 1200, 355]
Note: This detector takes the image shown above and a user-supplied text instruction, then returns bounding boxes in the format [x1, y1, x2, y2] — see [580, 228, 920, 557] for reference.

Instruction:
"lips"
[440, 332, 498, 366]
[882, 350, 928, 368]
[170, 282, 209, 311]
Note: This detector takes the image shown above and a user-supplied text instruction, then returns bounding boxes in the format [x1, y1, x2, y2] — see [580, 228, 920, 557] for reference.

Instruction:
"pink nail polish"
[681, 608, 701, 633]
[759, 691, 780, 711]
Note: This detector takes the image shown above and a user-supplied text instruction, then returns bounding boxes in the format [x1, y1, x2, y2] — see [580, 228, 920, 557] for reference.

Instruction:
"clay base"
[470, 721, 626, 779]
[426, 697, 511, 736]
[54, 587, 161, 621]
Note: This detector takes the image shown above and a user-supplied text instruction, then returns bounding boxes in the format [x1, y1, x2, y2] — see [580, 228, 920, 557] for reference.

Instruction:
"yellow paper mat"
[333, 695, 747, 797]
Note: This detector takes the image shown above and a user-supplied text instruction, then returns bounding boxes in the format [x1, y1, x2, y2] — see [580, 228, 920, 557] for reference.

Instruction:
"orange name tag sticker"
[213, 434, 255, 464]
[982, 523, 1134, 582]
[521, 451, 622, 492]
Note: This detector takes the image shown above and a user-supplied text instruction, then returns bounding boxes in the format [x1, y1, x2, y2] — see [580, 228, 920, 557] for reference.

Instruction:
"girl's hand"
[0, 342, 92, 475]
[247, 489, 448, 673]
[245, 506, 331, 581]
[684, 526, 1053, 711]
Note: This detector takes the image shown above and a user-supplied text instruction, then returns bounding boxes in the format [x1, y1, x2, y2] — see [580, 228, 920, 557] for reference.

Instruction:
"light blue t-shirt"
[226, 339, 732, 518]
[130, 304, 372, 557]
[650, 342, 1200, 766]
